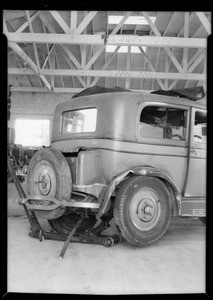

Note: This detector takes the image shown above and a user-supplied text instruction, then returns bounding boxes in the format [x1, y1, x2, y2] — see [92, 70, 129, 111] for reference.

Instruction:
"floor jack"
[8, 157, 121, 259]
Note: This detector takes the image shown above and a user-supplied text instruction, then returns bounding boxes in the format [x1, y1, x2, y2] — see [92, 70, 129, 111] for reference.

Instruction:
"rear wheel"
[27, 148, 72, 219]
[114, 176, 172, 247]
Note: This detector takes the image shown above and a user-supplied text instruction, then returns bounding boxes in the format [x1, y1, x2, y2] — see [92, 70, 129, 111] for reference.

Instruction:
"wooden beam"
[153, 12, 175, 90]
[183, 12, 189, 72]
[3, 18, 8, 33]
[188, 51, 205, 73]
[16, 11, 40, 33]
[39, 14, 82, 70]
[8, 68, 206, 81]
[25, 11, 40, 70]
[84, 12, 132, 71]
[110, 12, 132, 35]
[10, 86, 153, 93]
[70, 11, 77, 33]
[125, 46, 131, 89]
[73, 11, 97, 34]
[195, 12, 211, 35]
[169, 49, 205, 89]
[81, 11, 87, 67]
[164, 54, 169, 89]
[139, 47, 166, 90]
[5, 32, 207, 48]
[59, 48, 86, 88]
[14, 55, 32, 87]
[51, 50, 55, 89]
[49, 11, 70, 33]
[8, 43, 53, 91]
[42, 45, 55, 69]
[55, 51, 64, 88]
[188, 49, 203, 68]
[142, 12, 184, 73]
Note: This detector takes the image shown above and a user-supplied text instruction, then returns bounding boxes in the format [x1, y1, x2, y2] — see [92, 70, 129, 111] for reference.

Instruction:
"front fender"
[96, 165, 180, 219]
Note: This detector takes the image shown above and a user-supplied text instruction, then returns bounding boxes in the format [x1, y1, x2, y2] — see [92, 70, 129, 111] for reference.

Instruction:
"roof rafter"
[38, 13, 86, 87]
[10, 86, 153, 93]
[139, 47, 166, 90]
[8, 43, 53, 91]
[50, 11, 70, 33]
[25, 10, 40, 70]
[73, 11, 98, 34]
[90, 46, 121, 86]
[70, 11, 77, 33]
[83, 11, 132, 71]
[15, 10, 41, 33]
[5, 32, 207, 48]
[195, 12, 211, 35]
[142, 12, 184, 73]
[8, 68, 206, 81]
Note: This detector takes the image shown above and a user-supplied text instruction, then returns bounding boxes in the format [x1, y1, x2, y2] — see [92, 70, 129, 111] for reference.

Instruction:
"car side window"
[139, 105, 187, 141]
[61, 108, 97, 134]
[194, 110, 207, 144]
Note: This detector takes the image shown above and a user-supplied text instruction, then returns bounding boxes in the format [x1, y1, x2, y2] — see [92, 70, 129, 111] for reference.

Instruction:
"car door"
[183, 107, 207, 197]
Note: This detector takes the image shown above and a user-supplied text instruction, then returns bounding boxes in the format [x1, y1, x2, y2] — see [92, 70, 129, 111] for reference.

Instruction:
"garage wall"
[8, 92, 74, 140]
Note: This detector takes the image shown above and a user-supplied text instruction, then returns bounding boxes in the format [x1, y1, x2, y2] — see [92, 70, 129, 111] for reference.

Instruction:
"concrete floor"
[7, 182, 206, 295]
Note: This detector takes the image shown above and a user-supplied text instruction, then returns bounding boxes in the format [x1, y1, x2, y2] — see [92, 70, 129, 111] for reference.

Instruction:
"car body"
[27, 88, 207, 246]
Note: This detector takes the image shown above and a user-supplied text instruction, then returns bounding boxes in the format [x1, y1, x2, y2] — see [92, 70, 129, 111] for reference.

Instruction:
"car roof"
[55, 91, 206, 113]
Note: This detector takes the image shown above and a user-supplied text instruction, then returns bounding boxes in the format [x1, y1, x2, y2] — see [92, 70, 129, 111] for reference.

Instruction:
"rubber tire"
[48, 213, 97, 235]
[114, 176, 172, 247]
[27, 148, 72, 219]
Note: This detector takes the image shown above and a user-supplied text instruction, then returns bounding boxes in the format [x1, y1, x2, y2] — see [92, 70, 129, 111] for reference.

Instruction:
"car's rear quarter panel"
[51, 92, 206, 197]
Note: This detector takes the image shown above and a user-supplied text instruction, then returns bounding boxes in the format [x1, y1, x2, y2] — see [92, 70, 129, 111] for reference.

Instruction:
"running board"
[180, 197, 206, 217]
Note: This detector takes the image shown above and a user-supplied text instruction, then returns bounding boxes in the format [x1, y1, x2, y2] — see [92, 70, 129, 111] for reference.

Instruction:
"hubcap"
[33, 161, 57, 205]
[129, 188, 161, 231]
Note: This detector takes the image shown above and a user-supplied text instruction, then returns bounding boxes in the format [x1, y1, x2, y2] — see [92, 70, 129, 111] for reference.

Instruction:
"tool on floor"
[59, 213, 84, 259]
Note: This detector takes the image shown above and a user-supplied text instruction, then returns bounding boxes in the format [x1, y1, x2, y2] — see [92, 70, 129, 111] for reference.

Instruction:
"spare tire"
[27, 148, 72, 219]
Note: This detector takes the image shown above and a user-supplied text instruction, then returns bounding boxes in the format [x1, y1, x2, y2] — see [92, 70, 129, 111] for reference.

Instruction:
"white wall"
[8, 92, 74, 141]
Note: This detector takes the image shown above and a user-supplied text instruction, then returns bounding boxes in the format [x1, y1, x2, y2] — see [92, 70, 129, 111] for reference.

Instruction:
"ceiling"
[3, 10, 211, 95]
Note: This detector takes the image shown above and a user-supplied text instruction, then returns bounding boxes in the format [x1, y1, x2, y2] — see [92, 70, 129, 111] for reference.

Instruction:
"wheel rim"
[33, 160, 57, 205]
[129, 188, 162, 231]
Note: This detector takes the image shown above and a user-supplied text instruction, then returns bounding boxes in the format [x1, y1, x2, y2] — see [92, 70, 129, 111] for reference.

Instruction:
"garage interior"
[4, 10, 209, 295]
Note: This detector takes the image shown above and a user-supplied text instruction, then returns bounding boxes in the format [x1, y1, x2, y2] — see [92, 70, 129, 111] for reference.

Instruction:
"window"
[108, 15, 156, 25]
[194, 111, 207, 143]
[139, 105, 187, 141]
[15, 119, 50, 147]
[61, 108, 97, 134]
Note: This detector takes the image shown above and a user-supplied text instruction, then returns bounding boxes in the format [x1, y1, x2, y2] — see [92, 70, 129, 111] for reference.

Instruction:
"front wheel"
[114, 176, 172, 247]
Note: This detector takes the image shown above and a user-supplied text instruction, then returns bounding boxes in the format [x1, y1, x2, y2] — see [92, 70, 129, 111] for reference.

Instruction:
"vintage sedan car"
[27, 86, 206, 246]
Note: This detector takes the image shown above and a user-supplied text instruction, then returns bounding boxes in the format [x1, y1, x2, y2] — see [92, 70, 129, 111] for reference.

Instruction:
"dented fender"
[96, 165, 180, 219]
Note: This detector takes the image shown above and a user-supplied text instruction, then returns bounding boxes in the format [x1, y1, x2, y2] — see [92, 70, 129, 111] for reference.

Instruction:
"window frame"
[60, 107, 98, 135]
[136, 102, 190, 146]
[190, 108, 207, 149]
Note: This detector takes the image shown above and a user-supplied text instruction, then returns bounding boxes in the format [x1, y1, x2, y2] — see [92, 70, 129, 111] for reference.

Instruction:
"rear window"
[61, 108, 97, 134]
